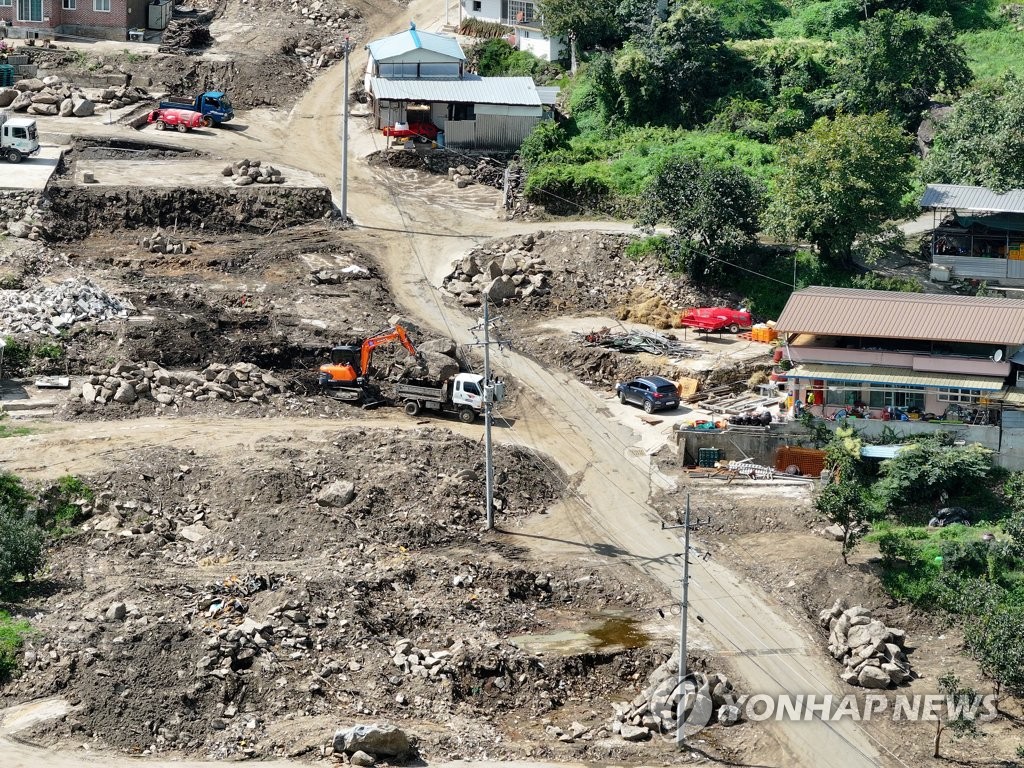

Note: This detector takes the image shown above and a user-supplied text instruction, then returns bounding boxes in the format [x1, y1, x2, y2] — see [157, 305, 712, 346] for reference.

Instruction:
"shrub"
[625, 234, 672, 261]
[0, 510, 44, 587]
[941, 539, 990, 577]
[36, 475, 93, 533]
[0, 612, 33, 681]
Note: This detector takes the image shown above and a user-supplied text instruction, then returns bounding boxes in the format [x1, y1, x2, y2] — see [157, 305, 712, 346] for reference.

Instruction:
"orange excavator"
[318, 325, 419, 403]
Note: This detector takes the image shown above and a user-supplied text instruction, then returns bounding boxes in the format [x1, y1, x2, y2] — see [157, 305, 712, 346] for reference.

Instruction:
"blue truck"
[158, 91, 234, 125]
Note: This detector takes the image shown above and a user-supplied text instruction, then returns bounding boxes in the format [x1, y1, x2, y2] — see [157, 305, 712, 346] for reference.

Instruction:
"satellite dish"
[994, 349, 1004, 362]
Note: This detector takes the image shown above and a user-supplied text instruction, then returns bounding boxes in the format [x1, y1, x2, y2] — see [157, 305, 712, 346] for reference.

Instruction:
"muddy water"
[510, 612, 651, 656]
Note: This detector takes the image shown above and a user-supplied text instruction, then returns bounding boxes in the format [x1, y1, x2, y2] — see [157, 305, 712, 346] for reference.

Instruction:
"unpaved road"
[3, 3, 903, 768]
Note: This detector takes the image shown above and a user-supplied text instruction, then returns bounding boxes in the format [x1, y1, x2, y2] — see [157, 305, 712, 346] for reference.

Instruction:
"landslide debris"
[1, 432, 673, 761]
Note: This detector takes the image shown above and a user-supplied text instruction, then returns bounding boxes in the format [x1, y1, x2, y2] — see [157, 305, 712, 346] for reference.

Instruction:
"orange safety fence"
[774, 446, 827, 477]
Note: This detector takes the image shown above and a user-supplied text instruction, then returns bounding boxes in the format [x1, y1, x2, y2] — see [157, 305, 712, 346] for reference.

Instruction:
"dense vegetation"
[508, 0, 1024, 312]
[812, 426, 1024, 703]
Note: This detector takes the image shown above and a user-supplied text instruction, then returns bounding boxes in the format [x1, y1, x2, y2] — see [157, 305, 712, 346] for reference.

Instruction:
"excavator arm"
[359, 325, 418, 375]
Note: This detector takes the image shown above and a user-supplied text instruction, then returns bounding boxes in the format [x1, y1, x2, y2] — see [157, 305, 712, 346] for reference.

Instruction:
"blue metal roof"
[921, 183, 1024, 214]
[366, 22, 466, 62]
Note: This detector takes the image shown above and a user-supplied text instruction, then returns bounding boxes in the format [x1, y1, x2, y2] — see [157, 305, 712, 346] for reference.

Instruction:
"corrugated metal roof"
[536, 86, 560, 105]
[368, 76, 542, 106]
[996, 387, 1024, 405]
[860, 444, 910, 459]
[366, 24, 466, 62]
[921, 184, 1024, 214]
[788, 364, 1004, 391]
[776, 286, 1024, 345]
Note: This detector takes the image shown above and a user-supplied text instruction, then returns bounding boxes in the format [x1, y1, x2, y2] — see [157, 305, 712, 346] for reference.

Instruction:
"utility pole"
[340, 36, 356, 222]
[467, 296, 509, 531]
[661, 494, 709, 749]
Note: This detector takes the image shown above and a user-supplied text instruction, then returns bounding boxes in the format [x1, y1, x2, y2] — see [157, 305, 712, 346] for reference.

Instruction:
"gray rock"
[179, 523, 212, 542]
[30, 91, 60, 105]
[717, 704, 741, 725]
[15, 78, 45, 93]
[857, 665, 891, 689]
[27, 102, 59, 116]
[112, 381, 137, 404]
[418, 338, 457, 357]
[0, 88, 17, 107]
[72, 97, 95, 117]
[59, 98, 74, 117]
[484, 275, 518, 302]
[317, 479, 355, 508]
[332, 723, 411, 757]
[822, 523, 846, 541]
[350, 751, 375, 767]
[619, 723, 649, 742]
[105, 602, 127, 621]
[11, 92, 33, 112]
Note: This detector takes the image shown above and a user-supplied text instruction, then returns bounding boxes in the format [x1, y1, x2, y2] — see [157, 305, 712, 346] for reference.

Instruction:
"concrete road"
[0, 145, 65, 190]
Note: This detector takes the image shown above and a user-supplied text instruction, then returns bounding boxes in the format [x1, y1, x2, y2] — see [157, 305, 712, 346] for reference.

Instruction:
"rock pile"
[222, 159, 286, 186]
[81, 361, 288, 407]
[139, 228, 194, 255]
[0, 277, 132, 336]
[309, 263, 370, 284]
[5, 195, 49, 241]
[292, 37, 346, 69]
[1, 75, 95, 117]
[610, 652, 740, 740]
[289, 1, 361, 33]
[447, 158, 505, 189]
[158, 13, 215, 53]
[391, 637, 454, 680]
[94, 84, 151, 111]
[441, 233, 551, 307]
[819, 600, 913, 688]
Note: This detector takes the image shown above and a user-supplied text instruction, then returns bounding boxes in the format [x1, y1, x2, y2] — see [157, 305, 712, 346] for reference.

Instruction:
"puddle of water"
[510, 613, 651, 656]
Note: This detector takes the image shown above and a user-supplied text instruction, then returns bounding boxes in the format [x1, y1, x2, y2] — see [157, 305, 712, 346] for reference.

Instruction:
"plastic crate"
[0, 65, 14, 88]
[697, 447, 721, 467]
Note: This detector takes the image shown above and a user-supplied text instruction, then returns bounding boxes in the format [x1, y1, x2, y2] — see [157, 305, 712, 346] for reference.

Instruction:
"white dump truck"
[0, 113, 40, 163]
[396, 373, 505, 423]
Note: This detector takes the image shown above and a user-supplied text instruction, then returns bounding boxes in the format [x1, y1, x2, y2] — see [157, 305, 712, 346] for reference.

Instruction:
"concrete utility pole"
[340, 36, 356, 221]
[661, 494, 709, 749]
[468, 296, 509, 530]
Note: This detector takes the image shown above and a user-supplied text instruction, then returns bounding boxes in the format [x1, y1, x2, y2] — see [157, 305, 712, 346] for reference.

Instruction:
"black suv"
[615, 376, 680, 413]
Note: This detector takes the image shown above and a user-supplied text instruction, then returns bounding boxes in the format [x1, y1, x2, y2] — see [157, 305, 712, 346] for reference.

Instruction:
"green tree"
[933, 672, 981, 758]
[536, 0, 620, 71]
[840, 11, 971, 126]
[965, 604, 1024, 706]
[815, 479, 865, 563]
[702, 0, 786, 39]
[0, 472, 44, 588]
[519, 120, 572, 170]
[872, 440, 993, 515]
[769, 112, 915, 267]
[636, 155, 762, 281]
[605, 3, 739, 126]
[922, 76, 1024, 192]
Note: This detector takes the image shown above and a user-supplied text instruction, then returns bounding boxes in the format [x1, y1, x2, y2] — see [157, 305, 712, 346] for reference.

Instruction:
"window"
[11, 127, 26, 139]
[868, 385, 925, 410]
[938, 388, 982, 404]
[825, 381, 863, 406]
[62, 0, 75, 9]
[508, 0, 536, 23]
[94, 0, 110, 11]
[472, 0, 482, 9]
[463, 381, 480, 396]
[17, 0, 42, 21]
[0, 0, 12, 8]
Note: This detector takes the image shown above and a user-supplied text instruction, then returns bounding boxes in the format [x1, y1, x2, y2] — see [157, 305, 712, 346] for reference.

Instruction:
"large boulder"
[332, 724, 411, 758]
[31, 90, 60, 105]
[0, 88, 17, 108]
[11, 92, 33, 112]
[417, 338, 457, 357]
[14, 78, 45, 93]
[27, 103, 59, 116]
[857, 666, 891, 689]
[72, 96, 95, 117]
[414, 350, 459, 383]
[484, 275, 518, 303]
[59, 98, 74, 117]
[317, 480, 355, 508]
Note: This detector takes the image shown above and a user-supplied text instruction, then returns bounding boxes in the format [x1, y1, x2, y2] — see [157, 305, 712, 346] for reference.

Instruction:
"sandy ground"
[74, 157, 326, 187]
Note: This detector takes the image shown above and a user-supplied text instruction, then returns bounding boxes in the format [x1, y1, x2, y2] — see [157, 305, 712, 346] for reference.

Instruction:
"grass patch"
[0, 612, 33, 680]
[0, 422, 32, 438]
[958, 28, 1024, 81]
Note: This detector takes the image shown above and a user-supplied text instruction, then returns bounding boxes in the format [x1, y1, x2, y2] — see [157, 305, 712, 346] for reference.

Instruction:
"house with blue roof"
[364, 21, 552, 151]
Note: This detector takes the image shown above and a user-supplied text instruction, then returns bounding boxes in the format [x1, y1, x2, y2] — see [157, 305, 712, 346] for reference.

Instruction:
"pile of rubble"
[309, 264, 370, 284]
[292, 38, 346, 69]
[0, 277, 133, 336]
[158, 12, 215, 53]
[94, 84, 151, 111]
[5, 195, 49, 241]
[0, 75, 94, 117]
[80, 360, 289, 407]
[139, 229, 194, 255]
[441, 233, 551, 307]
[819, 600, 913, 688]
[447, 158, 505, 190]
[222, 159, 286, 186]
[391, 637, 454, 680]
[610, 651, 740, 741]
[289, 1, 362, 34]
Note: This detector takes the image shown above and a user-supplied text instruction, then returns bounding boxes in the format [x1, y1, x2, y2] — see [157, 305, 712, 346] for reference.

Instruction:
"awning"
[996, 387, 1024, 405]
[788, 364, 1004, 391]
